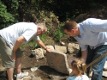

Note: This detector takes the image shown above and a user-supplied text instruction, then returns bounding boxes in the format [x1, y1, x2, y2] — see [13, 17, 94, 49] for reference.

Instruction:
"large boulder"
[46, 50, 71, 74]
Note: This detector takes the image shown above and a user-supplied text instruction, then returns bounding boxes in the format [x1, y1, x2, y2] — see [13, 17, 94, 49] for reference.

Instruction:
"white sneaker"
[16, 72, 29, 80]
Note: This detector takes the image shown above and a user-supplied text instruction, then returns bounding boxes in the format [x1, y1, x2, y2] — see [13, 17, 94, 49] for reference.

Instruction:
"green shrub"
[54, 23, 64, 42]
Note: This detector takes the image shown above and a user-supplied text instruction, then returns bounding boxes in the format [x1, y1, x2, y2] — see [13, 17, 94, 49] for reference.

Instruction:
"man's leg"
[91, 45, 107, 80]
[0, 36, 15, 80]
[15, 49, 23, 74]
[15, 49, 28, 79]
[15, 57, 22, 74]
[7, 68, 14, 80]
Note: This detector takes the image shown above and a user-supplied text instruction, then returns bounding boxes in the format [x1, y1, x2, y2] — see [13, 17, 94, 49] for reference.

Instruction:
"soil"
[18, 47, 70, 80]
[0, 47, 107, 80]
[0, 46, 69, 80]
[0, 36, 107, 80]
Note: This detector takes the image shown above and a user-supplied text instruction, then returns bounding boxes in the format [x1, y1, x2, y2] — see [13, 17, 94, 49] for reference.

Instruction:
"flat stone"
[46, 45, 55, 51]
[30, 67, 38, 72]
[30, 73, 42, 80]
[104, 61, 107, 70]
[49, 75, 66, 80]
[23, 76, 31, 80]
[31, 48, 44, 60]
[42, 45, 55, 54]
[102, 71, 107, 77]
[54, 45, 67, 53]
[32, 77, 42, 80]
[46, 50, 70, 74]
[17, 79, 23, 80]
[17, 76, 31, 80]
[32, 77, 43, 80]
[67, 43, 79, 54]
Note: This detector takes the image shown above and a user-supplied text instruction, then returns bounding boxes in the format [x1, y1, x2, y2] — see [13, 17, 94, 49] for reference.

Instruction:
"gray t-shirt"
[0, 22, 40, 46]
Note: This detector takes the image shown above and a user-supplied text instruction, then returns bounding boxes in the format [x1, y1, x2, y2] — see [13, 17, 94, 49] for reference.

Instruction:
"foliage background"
[0, 0, 107, 48]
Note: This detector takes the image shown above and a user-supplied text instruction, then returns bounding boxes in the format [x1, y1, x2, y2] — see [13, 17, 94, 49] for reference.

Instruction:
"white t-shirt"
[66, 75, 89, 80]
[0, 22, 40, 46]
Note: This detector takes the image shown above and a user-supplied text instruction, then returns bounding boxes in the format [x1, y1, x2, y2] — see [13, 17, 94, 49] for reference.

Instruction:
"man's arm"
[36, 40, 50, 52]
[12, 36, 26, 60]
[81, 50, 88, 63]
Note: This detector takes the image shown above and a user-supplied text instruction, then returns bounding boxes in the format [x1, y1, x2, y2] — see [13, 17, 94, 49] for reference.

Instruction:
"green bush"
[54, 23, 64, 42]
[0, 1, 15, 28]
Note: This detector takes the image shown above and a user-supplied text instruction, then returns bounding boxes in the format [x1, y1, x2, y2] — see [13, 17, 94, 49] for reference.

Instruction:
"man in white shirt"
[0, 22, 50, 80]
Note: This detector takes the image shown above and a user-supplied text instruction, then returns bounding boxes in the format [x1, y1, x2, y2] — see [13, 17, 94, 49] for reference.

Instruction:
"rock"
[46, 45, 55, 51]
[54, 45, 67, 53]
[17, 76, 31, 80]
[30, 73, 43, 80]
[23, 76, 31, 80]
[31, 48, 44, 60]
[43, 45, 55, 54]
[46, 50, 70, 74]
[32, 76, 42, 80]
[60, 41, 66, 46]
[102, 71, 107, 77]
[104, 61, 107, 70]
[67, 43, 79, 54]
[30, 67, 38, 72]
[49, 75, 66, 80]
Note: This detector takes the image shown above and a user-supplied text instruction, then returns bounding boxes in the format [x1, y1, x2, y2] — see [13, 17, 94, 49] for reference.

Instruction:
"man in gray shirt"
[63, 18, 107, 80]
[0, 22, 51, 80]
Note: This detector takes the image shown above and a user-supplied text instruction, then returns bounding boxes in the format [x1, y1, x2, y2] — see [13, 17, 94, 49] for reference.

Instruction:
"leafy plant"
[54, 23, 64, 42]
[0, 1, 15, 28]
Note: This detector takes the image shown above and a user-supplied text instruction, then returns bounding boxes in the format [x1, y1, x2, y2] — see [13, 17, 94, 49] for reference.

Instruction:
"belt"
[90, 42, 107, 49]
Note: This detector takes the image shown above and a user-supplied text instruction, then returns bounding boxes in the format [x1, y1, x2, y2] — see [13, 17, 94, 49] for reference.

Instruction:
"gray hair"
[37, 23, 47, 31]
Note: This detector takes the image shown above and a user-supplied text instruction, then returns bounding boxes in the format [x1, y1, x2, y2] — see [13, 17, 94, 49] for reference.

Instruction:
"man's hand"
[45, 47, 52, 52]
[81, 50, 88, 63]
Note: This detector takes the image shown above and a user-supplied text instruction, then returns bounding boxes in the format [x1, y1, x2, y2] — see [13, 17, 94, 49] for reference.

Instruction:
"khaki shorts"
[0, 36, 23, 68]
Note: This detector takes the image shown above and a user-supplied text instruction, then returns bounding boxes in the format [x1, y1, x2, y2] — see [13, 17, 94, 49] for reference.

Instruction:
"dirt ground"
[0, 45, 107, 80]
[0, 47, 107, 80]
[0, 46, 68, 80]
